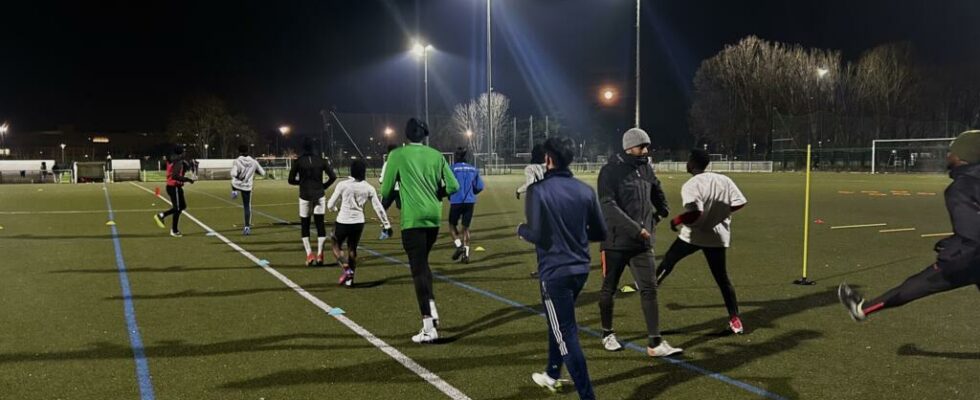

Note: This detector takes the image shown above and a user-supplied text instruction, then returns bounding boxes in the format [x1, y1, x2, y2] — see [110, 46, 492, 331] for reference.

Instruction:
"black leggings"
[402, 228, 439, 317]
[161, 186, 186, 232]
[866, 262, 980, 314]
[657, 238, 740, 317]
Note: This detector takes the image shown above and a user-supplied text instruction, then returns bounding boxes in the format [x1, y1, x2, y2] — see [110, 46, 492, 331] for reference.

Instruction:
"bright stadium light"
[816, 67, 829, 78]
[384, 126, 394, 136]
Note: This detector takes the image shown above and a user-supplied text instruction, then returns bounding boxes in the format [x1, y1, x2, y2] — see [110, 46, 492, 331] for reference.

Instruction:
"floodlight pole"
[634, 0, 641, 128]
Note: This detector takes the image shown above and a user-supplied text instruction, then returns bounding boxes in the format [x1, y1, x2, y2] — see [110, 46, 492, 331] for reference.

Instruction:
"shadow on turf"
[591, 329, 819, 399]
[0, 334, 374, 364]
[656, 288, 840, 350]
[897, 344, 980, 360]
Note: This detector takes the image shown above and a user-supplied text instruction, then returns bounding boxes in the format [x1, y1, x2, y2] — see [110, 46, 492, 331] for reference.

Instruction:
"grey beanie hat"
[622, 128, 651, 150]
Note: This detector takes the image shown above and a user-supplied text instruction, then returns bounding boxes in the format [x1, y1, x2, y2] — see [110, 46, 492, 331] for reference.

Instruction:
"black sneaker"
[838, 283, 867, 322]
[452, 246, 465, 261]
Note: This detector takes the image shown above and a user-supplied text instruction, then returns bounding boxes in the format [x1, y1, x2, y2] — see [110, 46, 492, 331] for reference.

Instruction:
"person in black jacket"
[288, 137, 338, 267]
[154, 146, 195, 237]
[596, 128, 681, 358]
[840, 130, 980, 321]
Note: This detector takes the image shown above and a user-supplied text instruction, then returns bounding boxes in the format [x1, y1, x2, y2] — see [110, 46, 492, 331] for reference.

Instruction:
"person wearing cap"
[839, 130, 980, 321]
[596, 127, 680, 357]
[380, 118, 460, 344]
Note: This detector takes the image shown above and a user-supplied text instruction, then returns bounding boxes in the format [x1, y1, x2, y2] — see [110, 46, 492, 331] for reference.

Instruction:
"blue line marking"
[104, 184, 155, 400]
[189, 186, 787, 400]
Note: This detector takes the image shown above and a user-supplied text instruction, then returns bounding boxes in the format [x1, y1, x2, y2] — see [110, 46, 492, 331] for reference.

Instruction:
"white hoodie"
[231, 156, 266, 191]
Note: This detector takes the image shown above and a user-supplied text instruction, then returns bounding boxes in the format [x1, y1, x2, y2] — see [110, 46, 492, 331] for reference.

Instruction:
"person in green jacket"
[381, 118, 460, 343]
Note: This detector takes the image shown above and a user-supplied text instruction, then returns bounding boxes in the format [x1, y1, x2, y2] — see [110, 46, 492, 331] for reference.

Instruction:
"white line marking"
[129, 182, 470, 400]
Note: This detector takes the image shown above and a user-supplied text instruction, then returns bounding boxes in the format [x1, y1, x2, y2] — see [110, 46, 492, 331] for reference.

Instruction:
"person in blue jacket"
[448, 147, 485, 264]
[518, 137, 607, 400]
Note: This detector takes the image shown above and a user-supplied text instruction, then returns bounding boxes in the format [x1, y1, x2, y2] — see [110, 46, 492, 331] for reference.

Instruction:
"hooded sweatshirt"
[597, 152, 669, 251]
[231, 155, 265, 191]
[935, 162, 980, 281]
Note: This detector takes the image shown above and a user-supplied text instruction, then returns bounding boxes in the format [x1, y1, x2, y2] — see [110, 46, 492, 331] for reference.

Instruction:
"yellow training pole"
[795, 144, 816, 285]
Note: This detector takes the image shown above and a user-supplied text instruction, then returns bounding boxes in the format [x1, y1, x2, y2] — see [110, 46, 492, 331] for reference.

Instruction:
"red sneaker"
[338, 268, 353, 286]
[306, 253, 316, 267]
[729, 316, 744, 334]
[316, 254, 325, 266]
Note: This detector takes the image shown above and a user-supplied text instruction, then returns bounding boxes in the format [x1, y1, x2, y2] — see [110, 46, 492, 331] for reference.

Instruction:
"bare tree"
[450, 92, 511, 155]
[167, 95, 256, 158]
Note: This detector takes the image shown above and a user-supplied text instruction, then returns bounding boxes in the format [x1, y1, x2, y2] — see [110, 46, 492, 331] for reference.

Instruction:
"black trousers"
[402, 227, 439, 317]
[867, 262, 980, 313]
[657, 238, 740, 317]
[161, 185, 186, 232]
[599, 249, 661, 346]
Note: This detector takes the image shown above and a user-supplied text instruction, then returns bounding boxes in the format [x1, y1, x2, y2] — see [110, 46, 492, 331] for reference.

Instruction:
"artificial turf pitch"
[0, 172, 976, 399]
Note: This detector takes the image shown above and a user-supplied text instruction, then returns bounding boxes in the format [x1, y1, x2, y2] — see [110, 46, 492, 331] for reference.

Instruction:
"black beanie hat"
[405, 118, 429, 143]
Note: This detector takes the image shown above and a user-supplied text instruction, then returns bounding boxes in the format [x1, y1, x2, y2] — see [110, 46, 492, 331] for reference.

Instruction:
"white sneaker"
[602, 333, 623, 351]
[411, 327, 438, 344]
[531, 372, 562, 393]
[647, 340, 683, 357]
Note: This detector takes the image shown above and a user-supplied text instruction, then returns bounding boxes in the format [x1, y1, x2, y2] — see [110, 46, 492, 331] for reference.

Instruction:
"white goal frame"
[871, 137, 955, 174]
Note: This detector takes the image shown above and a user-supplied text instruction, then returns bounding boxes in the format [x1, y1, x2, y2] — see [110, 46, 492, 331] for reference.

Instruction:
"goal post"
[871, 137, 955, 174]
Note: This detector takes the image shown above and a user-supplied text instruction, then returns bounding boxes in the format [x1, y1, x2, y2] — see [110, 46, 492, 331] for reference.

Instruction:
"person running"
[597, 128, 681, 357]
[153, 146, 195, 237]
[657, 149, 748, 335]
[839, 130, 980, 322]
[448, 147, 485, 264]
[380, 118, 459, 344]
[230, 144, 265, 236]
[516, 143, 546, 200]
[287, 137, 338, 267]
[328, 160, 392, 287]
[519, 137, 606, 400]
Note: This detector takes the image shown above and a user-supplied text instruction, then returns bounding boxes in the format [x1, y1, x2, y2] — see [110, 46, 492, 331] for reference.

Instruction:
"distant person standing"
[328, 160, 392, 287]
[839, 130, 980, 322]
[519, 137, 606, 400]
[288, 137, 338, 266]
[448, 147, 485, 264]
[516, 144, 545, 200]
[153, 146, 195, 237]
[380, 118, 459, 344]
[657, 149, 748, 334]
[380, 144, 402, 213]
[518, 144, 547, 278]
[597, 128, 680, 357]
[230, 144, 266, 236]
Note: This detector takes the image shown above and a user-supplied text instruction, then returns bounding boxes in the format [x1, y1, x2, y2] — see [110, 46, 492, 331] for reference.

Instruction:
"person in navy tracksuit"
[518, 137, 607, 400]
[448, 147, 485, 264]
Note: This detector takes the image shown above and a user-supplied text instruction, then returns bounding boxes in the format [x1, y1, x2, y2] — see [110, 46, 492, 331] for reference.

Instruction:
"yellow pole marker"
[879, 228, 915, 233]
[830, 223, 888, 230]
[920, 232, 953, 238]
[795, 145, 815, 286]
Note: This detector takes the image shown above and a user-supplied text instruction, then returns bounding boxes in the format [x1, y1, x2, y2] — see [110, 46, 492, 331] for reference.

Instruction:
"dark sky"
[2, 0, 979, 148]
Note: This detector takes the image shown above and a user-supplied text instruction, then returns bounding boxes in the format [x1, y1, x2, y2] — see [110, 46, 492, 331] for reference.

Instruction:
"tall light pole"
[487, 0, 494, 161]
[203, 143, 209, 159]
[412, 40, 434, 146]
[634, 0, 641, 128]
[60, 143, 66, 164]
[0, 123, 8, 156]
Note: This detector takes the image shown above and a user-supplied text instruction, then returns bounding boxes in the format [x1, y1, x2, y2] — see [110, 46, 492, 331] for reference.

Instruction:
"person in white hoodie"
[230, 145, 266, 236]
[328, 160, 392, 287]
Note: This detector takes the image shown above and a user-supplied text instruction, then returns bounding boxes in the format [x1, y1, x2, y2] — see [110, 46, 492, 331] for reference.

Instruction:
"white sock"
[302, 237, 312, 255]
[429, 300, 439, 320]
[317, 236, 326, 255]
[464, 246, 470, 257]
[454, 239, 462, 248]
[422, 317, 434, 331]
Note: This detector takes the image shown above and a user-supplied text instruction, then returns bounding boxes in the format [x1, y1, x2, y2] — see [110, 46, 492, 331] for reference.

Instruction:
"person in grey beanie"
[596, 127, 681, 357]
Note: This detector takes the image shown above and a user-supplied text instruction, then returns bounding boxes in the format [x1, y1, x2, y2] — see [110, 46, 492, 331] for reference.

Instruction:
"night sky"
[2, 0, 979, 148]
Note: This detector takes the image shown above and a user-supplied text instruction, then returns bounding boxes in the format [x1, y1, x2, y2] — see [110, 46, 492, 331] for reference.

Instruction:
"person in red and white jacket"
[657, 149, 748, 334]
[153, 146, 195, 237]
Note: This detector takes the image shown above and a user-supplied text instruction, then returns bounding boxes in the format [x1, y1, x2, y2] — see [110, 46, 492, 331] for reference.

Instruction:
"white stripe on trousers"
[542, 282, 568, 356]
